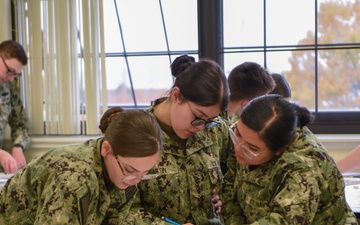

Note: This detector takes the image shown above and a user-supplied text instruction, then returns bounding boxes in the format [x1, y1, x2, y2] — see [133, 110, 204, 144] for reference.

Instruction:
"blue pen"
[161, 216, 181, 225]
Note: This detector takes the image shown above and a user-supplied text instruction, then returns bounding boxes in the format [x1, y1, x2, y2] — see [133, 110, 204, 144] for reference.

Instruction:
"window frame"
[199, 0, 360, 134]
[12, 0, 360, 135]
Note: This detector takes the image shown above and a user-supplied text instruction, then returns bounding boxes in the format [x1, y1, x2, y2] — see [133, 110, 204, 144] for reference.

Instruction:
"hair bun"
[171, 54, 195, 77]
[99, 107, 124, 133]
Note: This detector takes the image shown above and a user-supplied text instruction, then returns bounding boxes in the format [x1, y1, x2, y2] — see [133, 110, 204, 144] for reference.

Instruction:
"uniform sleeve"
[121, 197, 167, 225]
[250, 169, 321, 225]
[8, 82, 30, 150]
[221, 161, 246, 225]
[218, 118, 231, 175]
[34, 171, 94, 225]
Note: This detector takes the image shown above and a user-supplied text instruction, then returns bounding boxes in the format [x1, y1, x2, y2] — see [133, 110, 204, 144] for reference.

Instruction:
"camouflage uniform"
[0, 81, 30, 150]
[221, 127, 358, 225]
[0, 138, 138, 225]
[124, 98, 230, 225]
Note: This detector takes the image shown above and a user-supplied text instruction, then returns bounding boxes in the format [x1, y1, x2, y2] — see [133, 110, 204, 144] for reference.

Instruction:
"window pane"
[223, 0, 264, 47]
[103, 1, 124, 53]
[318, 49, 360, 111]
[161, 0, 198, 51]
[280, 50, 316, 110]
[111, 0, 167, 52]
[318, 0, 360, 45]
[267, 51, 293, 75]
[107, 56, 174, 106]
[223, 52, 264, 76]
[103, 0, 198, 108]
[266, 0, 315, 46]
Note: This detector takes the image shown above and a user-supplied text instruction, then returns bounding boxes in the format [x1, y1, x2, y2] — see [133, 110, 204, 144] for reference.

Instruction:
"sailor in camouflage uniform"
[0, 40, 30, 174]
[221, 95, 358, 225]
[0, 107, 163, 225]
[220, 62, 276, 210]
[223, 61, 275, 124]
[124, 55, 230, 225]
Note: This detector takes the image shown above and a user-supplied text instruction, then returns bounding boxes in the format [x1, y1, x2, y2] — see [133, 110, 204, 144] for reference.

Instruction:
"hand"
[0, 149, 19, 174]
[12, 146, 27, 168]
[211, 189, 222, 215]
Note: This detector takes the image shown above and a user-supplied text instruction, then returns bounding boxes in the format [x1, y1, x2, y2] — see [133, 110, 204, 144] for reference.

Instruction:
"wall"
[0, 0, 12, 40]
[3, 134, 360, 164]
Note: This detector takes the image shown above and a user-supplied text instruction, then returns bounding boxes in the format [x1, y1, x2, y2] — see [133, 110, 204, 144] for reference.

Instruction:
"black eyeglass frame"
[1, 55, 22, 77]
[186, 101, 220, 129]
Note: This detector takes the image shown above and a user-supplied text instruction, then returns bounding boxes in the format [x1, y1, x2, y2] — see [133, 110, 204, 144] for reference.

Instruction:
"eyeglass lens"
[116, 156, 159, 181]
[228, 127, 257, 160]
[187, 101, 219, 129]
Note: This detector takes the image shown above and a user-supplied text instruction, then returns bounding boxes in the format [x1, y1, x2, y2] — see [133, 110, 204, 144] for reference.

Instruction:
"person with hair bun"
[125, 55, 230, 225]
[221, 95, 357, 225]
[0, 107, 163, 224]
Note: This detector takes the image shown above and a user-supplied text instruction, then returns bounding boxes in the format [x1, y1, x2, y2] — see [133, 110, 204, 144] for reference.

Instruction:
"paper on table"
[0, 173, 14, 188]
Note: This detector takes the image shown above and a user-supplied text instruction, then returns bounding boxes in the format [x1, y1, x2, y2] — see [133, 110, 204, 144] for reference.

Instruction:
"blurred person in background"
[269, 73, 291, 101]
[0, 40, 30, 174]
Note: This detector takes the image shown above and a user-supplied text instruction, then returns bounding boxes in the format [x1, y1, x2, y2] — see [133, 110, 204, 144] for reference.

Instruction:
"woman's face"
[231, 120, 275, 166]
[170, 99, 220, 139]
[102, 141, 161, 189]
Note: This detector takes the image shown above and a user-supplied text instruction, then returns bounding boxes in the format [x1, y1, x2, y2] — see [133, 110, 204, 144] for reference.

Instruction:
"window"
[223, 0, 360, 133]
[14, 0, 360, 135]
[102, 0, 198, 107]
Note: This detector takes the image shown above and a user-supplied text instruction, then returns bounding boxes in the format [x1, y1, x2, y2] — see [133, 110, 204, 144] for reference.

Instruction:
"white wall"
[3, 134, 359, 164]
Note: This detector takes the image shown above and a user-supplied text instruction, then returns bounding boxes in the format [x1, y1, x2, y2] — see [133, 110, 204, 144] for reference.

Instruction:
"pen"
[161, 216, 181, 225]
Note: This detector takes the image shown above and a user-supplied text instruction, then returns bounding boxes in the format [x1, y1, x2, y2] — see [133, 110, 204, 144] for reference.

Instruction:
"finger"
[9, 164, 19, 174]
[18, 160, 26, 168]
[4, 165, 11, 174]
[212, 195, 220, 202]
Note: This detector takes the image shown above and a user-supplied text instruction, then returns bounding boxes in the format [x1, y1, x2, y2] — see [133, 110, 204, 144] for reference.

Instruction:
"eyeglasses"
[229, 122, 268, 160]
[186, 101, 219, 129]
[1, 55, 21, 77]
[115, 155, 159, 181]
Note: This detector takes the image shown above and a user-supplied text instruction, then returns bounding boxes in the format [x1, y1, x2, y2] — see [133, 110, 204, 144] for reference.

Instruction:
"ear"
[101, 140, 113, 157]
[241, 99, 250, 108]
[171, 86, 183, 104]
[274, 145, 287, 156]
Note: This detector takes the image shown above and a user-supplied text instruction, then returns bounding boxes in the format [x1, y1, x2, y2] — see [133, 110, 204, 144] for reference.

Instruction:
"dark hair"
[240, 94, 314, 152]
[0, 40, 27, 65]
[270, 73, 291, 98]
[170, 55, 229, 111]
[228, 62, 275, 101]
[99, 107, 163, 157]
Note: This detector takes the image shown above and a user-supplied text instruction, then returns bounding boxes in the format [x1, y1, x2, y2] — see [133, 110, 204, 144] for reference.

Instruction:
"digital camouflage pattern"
[0, 81, 30, 150]
[0, 138, 138, 225]
[123, 98, 231, 225]
[221, 126, 358, 225]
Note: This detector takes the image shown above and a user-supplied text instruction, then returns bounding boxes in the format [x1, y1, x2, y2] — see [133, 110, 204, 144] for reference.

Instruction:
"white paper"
[344, 178, 360, 213]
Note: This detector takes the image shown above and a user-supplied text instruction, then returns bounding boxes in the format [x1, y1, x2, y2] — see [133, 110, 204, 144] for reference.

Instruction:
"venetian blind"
[17, 0, 107, 135]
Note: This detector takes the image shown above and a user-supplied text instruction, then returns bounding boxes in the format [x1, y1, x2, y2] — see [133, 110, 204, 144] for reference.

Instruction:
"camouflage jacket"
[0, 81, 30, 149]
[124, 98, 230, 225]
[221, 127, 358, 225]
[0, 138, 138, 225]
